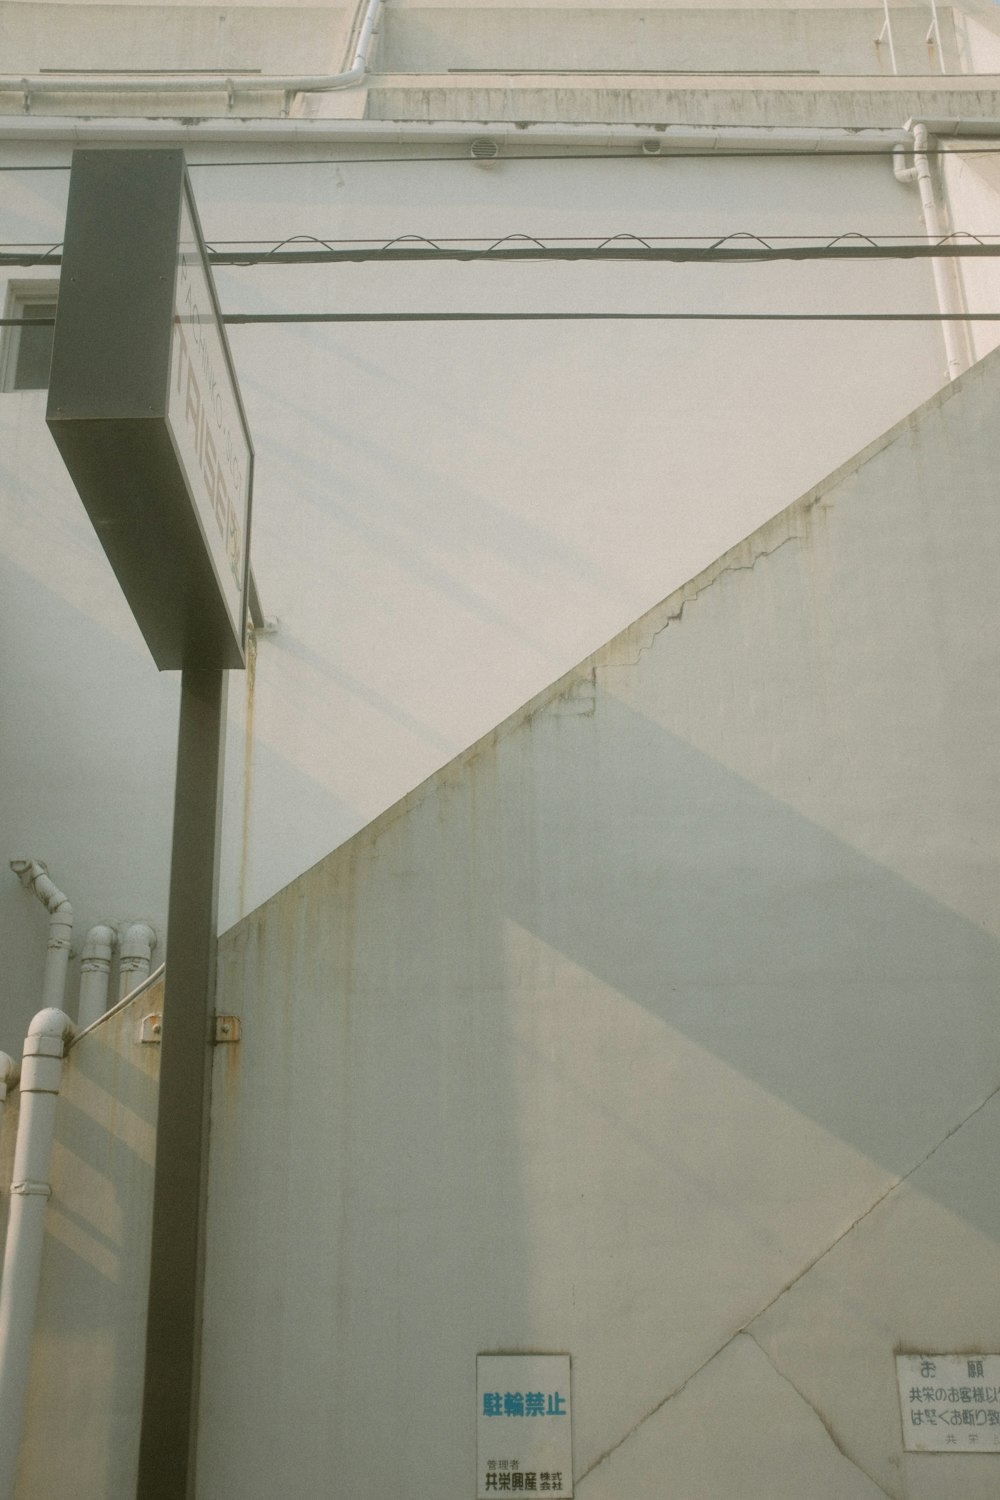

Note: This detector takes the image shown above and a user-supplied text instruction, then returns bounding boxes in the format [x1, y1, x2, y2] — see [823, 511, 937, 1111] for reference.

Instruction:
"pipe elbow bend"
[26, 1008, 76, 1049]
[324, 65, 364, 91]
[120, 922, 157, 962]
[82, 925, 116, 964]
[9, 858, 73, 920]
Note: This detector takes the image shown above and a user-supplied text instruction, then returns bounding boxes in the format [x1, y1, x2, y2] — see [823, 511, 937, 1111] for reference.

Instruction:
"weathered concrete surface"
[578, 1333, 890, 1498]
[2, 136, 958, 1044]
[367, 77, 1000, 129]
[378, 5, 964, 76]
[749, 1093, 1000, 1500]
[199, 349, 1000, 1496]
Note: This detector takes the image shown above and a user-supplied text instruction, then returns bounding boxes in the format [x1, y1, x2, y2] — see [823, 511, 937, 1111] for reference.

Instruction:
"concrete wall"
[0, 4, 354, 76]
[200, 347, 1000, 1499]
[0, 131, 964, 1048]
[3, 981, 161, 1500]
[954, 8, 1000, 74]
[942, 138, 1000, 365]
[376, 3, 964, 76]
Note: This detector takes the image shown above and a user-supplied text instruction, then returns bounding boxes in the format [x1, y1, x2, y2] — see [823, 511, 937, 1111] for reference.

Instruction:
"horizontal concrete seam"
[742, 1329, 896, 1498]
[577, 1079, 1000, 1487]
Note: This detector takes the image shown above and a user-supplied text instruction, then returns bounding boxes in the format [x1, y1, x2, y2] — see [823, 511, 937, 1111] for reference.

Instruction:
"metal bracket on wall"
[139, 1013, 163, 1044]
[138, 1013, 241, 1045]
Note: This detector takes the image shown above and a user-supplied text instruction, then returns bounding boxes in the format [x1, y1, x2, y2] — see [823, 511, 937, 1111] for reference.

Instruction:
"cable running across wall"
[4, 312, 1000, 325]
[3, 234, 1000, 268]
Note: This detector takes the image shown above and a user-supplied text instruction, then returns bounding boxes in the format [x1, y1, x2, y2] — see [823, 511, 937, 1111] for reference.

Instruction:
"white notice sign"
[896, 1354, 1000, 1451]
[477, 1354, 573, 1496]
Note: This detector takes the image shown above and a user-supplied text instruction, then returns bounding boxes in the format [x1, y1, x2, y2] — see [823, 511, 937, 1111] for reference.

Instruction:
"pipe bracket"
[10, 1180, 52, 1198]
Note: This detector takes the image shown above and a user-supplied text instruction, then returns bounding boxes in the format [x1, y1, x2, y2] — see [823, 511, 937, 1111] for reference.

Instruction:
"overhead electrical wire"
[221, 311, 1000, 323]
[7, 145, 1000, 172]
[4, 311, 1000, 325]
[3, 232, 996, 325]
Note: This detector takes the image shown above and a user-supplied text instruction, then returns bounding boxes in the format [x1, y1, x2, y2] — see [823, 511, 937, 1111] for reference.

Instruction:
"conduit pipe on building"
[893, 121, 968, 379]
[76, 925, 116, 1030]
[0, 1007, 75, 1500]
[1, 0, 383, 105]
[0, 115, 913, 153]
[908, 117, 1000, 137]
[9, 860, 73, 1014]
[117, 922, 157, 1004]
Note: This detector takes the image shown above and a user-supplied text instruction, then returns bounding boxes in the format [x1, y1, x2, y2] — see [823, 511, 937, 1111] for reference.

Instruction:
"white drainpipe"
[893, 121, 968, 380]
[9, 860, 73, 1015]
[117, 922, 157, 1003]
[0, 1007, 75, 1500]
[77, 926, 117, 1030]
[2, 0, 383, 107]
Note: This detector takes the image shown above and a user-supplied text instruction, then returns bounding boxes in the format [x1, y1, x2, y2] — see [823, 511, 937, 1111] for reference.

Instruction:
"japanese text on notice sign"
[896, 1354, 1000, 1451]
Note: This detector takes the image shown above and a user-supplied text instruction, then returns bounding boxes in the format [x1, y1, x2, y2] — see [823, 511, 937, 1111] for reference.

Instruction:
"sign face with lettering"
[166, 189, 250, 646]
[477, 1355, 573, 1497]
[896, 1354, 1000, 1451]
[47, 149, 252, 669]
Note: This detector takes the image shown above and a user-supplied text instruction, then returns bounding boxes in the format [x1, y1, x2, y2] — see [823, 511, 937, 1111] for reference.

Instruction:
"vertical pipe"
[0, 1009, 75, 1500]
[927, 0, 946, 74]
[893, 130, 968, 380]
[118, 922, 158, 1003]
[137, 667, 226, 1500]
[879, 0, 899, 75]
[77, 926, 117, 1030]
[911, 124, 968, 379]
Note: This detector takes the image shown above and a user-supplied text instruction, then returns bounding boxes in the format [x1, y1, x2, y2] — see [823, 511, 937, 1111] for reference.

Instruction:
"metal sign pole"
[44, 152, 252, 1498]
[136, 666, 227, 1500]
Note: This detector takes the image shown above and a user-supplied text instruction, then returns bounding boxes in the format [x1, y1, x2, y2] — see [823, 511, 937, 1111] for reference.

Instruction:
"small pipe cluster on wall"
[0, 859, 160, 1499]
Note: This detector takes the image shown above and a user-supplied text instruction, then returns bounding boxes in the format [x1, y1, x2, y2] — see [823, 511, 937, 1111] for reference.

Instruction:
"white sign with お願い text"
[897, 1353, 1000, 1451]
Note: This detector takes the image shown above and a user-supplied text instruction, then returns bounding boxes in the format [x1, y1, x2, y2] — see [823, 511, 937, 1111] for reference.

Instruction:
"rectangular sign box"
[47, 149, 253, 669]
[896, 1353, 1000, 1452]
[477, 1354, 573, 1496]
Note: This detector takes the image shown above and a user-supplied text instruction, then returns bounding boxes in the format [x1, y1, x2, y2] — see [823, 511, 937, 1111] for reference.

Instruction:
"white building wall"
[5, 107, 993, 1044]
[199, 347, 1000, 1499]
[1, 15, 1000, 1479]
[942, 138, 1000, 363]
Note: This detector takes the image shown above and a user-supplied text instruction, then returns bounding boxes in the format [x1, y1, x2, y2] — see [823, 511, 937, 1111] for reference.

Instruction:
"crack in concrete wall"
[576, 1340, 725, 1484]
[577, 1076, 1000, 1488]
[615, 528, 806, 670]
[742, 1076, 1000, 1341]
[742, 1329, 896, 1499]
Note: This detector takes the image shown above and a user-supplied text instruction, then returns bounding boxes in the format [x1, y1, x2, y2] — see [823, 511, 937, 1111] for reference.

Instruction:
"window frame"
[1, 279, 60, 392]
